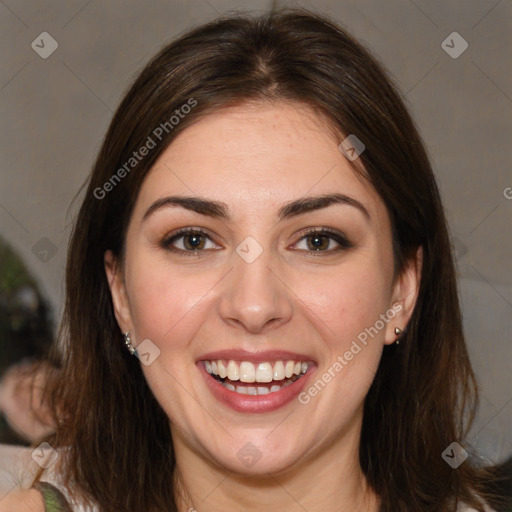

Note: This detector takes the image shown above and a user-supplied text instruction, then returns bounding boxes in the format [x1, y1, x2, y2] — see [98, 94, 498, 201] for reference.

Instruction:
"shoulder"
[0, 488, 45, 512]
[0, 443, 45, 511]
[0, 444, 90, 511]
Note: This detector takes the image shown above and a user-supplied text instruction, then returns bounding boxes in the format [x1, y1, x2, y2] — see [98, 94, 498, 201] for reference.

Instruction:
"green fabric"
[32, 481, 73, 512]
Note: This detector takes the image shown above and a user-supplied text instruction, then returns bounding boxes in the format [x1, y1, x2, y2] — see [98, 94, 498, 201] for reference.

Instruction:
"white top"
[460, 505, 495, 512]
[0, 443, 97, 511]
[0, 443, 496, 511]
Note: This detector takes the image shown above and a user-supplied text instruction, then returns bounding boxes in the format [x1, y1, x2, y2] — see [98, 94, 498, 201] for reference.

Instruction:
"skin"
[0, 489, 44, 512]
[104, 102, 422, 512]
[0, 361, 56, 442]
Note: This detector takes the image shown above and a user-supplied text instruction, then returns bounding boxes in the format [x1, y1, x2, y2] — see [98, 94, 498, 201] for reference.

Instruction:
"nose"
[218, 245, 293, 334]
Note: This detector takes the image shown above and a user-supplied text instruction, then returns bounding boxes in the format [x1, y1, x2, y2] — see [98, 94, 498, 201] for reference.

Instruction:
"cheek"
[126, 256, 214, 348]
[298, 257, 392, 353]
[124, 258, 211, 417]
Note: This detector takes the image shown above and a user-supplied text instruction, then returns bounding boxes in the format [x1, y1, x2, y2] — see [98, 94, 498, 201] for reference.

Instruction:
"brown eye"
[305, 234, 331, 251]
[182, 233, 206, 250]
[294, 228, 353, 253]
[161, 229, 220, 256]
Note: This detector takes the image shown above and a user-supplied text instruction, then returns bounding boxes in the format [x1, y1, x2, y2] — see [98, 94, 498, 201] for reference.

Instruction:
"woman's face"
[105, 102, 420, 476]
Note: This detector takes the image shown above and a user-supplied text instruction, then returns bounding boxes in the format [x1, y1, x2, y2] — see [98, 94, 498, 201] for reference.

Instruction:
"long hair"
[35, 9, 505, 511]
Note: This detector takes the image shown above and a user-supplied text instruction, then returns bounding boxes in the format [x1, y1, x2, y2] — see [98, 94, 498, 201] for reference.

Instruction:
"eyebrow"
[142, 193, 371, 223]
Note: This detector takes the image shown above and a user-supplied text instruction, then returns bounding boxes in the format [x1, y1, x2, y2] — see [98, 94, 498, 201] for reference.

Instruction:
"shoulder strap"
[32, 481, 73, 512]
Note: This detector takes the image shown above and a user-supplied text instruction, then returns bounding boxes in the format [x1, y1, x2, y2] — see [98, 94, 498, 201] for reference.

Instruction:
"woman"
[1, 8, 507, 512]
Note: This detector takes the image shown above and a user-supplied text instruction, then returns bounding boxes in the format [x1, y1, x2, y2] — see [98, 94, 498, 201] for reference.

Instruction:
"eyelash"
[160, 227, 353, 257]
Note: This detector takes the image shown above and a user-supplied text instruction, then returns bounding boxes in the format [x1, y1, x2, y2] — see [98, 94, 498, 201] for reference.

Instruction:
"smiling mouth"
[202, 359, 309, 396]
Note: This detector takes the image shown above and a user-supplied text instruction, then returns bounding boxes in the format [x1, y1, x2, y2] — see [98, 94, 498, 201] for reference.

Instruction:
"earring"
[394, 327, 402, 345]
[124, 331, 137, 355]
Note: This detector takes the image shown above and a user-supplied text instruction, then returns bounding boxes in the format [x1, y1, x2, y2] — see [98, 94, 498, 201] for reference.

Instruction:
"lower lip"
[198, 362, 315, 413]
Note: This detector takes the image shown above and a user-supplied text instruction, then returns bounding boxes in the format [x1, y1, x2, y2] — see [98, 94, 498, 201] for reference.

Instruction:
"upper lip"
[196, 349, 316, 364]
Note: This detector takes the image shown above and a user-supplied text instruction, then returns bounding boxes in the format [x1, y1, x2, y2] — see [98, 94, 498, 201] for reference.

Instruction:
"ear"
[384, 246, 423, 345]
[104, 250, 132, 334]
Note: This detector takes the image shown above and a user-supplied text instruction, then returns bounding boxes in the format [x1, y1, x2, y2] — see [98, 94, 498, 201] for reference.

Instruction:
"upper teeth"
[204, 360, 309, 383]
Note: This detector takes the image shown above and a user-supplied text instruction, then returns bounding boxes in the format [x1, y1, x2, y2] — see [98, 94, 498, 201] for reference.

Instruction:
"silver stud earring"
[394, 327, 402, 344]
[124, 331, 136, 355]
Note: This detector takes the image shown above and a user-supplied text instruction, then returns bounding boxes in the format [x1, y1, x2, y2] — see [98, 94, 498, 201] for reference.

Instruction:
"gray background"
[1, 0, 510, 461]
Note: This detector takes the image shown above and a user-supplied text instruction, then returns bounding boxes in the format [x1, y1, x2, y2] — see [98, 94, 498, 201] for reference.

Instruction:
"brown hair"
[36, 8, 506, 511]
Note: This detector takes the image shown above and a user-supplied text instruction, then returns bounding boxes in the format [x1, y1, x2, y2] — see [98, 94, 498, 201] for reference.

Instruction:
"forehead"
[132, 102, 387, 224]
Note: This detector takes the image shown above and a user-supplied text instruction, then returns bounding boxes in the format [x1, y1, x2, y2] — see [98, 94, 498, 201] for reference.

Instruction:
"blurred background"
[0, 0, 510, 466]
